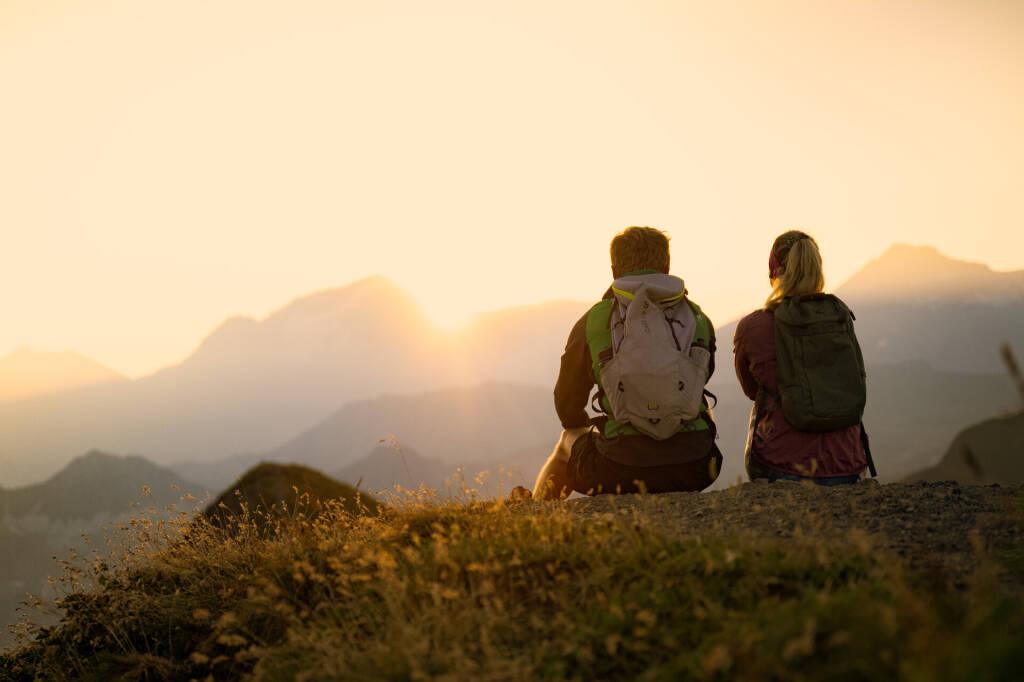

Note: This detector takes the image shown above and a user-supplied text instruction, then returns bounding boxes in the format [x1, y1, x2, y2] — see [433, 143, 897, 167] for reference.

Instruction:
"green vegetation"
[3, 491, 1022, 681]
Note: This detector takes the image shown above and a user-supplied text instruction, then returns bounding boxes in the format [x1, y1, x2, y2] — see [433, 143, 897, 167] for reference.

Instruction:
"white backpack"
[600, 279, 712, 440]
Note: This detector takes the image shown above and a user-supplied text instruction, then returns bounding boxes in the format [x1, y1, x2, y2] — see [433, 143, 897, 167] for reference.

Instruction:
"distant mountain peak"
[2, 450, 197, 522]
[265, 276, 422, 322]
[838, 243, 1024, 303]
[873, 243, 990, 272]
[0, 347, 122, 372]
[0, 348, 125, 403]
[186, 276, 429, 367]
[349, 274, 402, 291]
[879, 243, 947, 259]
[55, 450, 156, 478]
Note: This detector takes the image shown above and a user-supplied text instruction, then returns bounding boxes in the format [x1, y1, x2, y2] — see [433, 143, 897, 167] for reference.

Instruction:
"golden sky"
[1, 0, 1021, 377]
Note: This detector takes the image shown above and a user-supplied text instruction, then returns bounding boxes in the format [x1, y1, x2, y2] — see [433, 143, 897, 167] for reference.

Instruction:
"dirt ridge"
[568, 480, 1023, 584]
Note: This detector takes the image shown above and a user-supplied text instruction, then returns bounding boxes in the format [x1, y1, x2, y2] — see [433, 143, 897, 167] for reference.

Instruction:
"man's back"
[531, 226, 723, 499]
[555, 275, 718, 468]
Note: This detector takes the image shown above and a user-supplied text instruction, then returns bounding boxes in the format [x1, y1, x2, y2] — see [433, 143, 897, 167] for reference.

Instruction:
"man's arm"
[706, 315, 717, 381]
[553, 313, 595, 429]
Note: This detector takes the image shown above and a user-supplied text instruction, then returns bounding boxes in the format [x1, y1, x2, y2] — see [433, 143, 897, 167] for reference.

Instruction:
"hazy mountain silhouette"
[172, 451, 269, 495]
[0, 450, 193, 523]
[333, 445, 456, 495]
[0, 451, 200, 646]
[0, 349, 124, 403]
[0, 278, 451, 485]
[180, 362, 1019, 495]
[0, 280, 583, 487]
[4, 244, 1023, 488]
[839, 244, 1024, 304]
[172, 384, 560, 494]
[267, 382, 559, 475]
[332, 441, 548, 498]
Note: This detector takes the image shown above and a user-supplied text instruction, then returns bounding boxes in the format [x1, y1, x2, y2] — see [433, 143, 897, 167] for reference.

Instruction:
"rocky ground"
[568, 480, 1024, 587]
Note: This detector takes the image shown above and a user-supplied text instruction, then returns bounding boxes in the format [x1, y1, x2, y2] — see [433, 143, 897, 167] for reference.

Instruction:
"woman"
[733, 231, 867, 484]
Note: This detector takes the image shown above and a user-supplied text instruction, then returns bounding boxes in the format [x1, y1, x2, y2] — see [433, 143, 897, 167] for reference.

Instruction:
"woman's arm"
[733, 319, 760, 401]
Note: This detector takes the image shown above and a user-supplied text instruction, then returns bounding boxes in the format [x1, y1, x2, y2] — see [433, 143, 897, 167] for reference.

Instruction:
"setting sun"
[2, 0, 1022, 376]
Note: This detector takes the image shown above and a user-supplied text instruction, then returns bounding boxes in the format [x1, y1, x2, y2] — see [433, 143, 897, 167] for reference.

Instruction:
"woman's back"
[734, 308, 866, 478]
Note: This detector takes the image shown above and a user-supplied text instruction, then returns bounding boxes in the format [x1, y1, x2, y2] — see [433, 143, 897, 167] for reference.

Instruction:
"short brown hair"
[610, 226, 670, 278]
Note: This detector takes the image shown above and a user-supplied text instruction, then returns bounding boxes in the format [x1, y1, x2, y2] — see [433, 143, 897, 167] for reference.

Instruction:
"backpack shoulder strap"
[585, 299, 615, 377]
[687, 300, 711, 349]
[584, 299, 616, 418]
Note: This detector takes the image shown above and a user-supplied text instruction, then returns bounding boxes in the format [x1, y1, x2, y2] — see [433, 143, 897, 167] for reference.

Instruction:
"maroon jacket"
[733, 309, 867, 478]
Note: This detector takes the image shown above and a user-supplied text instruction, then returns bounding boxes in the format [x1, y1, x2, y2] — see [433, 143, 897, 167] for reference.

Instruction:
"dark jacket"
[554, 289, 719, 467]
[734, 309, 866, 477]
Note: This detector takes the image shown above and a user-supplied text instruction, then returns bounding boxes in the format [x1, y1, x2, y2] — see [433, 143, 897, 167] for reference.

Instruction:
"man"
[529, 226, 723, 499]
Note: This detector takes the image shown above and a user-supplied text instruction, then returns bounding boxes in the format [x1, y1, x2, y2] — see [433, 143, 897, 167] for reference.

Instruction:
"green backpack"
[773, 294, 866, 433]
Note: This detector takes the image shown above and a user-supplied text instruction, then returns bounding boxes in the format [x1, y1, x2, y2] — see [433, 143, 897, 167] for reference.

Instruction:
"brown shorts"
[566, 431, 722, 495]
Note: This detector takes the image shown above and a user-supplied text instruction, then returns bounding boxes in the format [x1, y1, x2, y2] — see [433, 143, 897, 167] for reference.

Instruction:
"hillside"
[0, 349, 124, 404]
[204, 463, 379, 524]
[908, 411, 1024, 485]
[2, 481, 1021, 679]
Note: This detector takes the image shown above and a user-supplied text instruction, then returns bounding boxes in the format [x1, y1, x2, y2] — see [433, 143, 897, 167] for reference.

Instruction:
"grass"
[2, 490, 1022, 681]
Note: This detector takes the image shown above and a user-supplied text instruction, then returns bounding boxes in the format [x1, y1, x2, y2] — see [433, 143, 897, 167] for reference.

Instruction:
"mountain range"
[170, 362, 1017, 496]
[0, 279, 586, 486]
[172, 383, 558, 493]
[197, 244, 1023, 490]
[2, 244, 1023, 491]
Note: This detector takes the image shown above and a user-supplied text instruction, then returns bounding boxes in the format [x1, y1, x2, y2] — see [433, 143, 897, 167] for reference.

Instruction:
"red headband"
[769, 248, 784, 279]
[770, 232, 811, 278]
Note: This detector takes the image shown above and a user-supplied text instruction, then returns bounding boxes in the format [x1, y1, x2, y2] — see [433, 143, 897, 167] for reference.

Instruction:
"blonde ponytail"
[765, 232, 826, 310]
